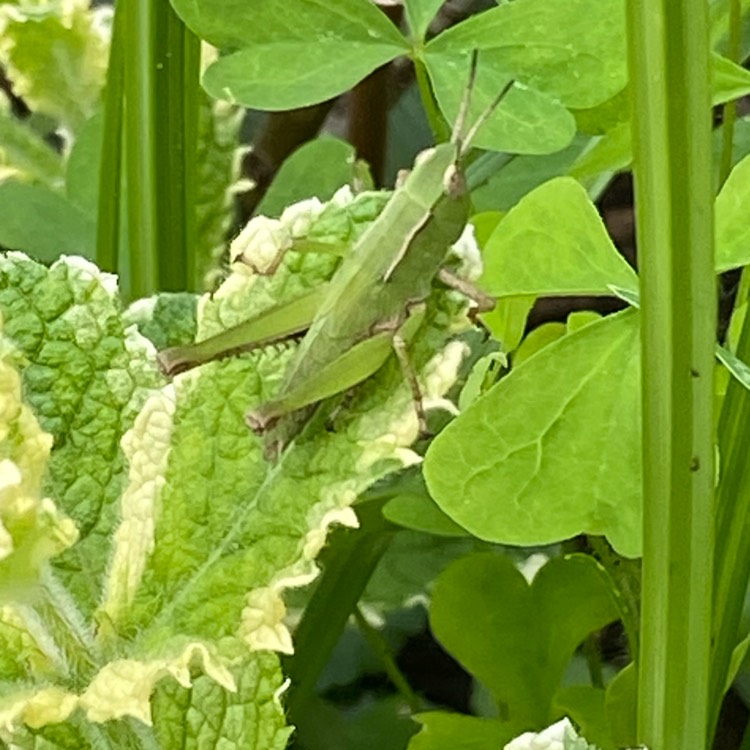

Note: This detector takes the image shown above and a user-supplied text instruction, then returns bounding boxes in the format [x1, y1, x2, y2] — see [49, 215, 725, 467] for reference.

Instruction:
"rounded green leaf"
[425, 52, 576, 155]
[425, 0, 627, 109]
[256, 136, 357, 218]
[424, 310, 642, 557]
[429, 553, 619, 727]
[189, 0, 409, 110]
[480, 177, 639, 298]
[716, 153, 750, 272]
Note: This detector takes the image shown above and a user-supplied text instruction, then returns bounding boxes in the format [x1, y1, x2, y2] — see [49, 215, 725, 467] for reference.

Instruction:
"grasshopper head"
[443, 162, 467, 199]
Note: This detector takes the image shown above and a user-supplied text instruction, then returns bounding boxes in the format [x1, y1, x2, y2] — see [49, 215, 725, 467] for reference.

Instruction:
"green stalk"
[95, 0, 124, 275]
[354, 606, 423, 713]
[153, 4, 201, 291]
[121, 0, 200, 298]
[626, 2, 715, 749]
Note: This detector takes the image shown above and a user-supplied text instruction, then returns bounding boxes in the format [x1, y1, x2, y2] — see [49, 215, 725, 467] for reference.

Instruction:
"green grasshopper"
[159, 53, 513, 453]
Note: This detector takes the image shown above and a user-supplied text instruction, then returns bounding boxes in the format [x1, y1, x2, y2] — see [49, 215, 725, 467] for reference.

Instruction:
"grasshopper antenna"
[451, 49, 480, 148]
[461, 77, 515, 155]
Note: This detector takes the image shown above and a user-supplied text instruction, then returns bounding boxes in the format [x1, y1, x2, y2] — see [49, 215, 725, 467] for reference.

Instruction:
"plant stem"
[626, 2, 715, 749]
[121, 0, 200, 298]
[95, 0, 124, 276]
[354, 606, 423, 714]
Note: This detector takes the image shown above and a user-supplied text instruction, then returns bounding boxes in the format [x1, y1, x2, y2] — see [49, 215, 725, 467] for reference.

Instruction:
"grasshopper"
[158, 53, 513, 453]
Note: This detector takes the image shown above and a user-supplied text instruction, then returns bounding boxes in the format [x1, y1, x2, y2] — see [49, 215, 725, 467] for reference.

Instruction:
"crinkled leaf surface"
[429, 553, 618, 730]
[184, 0, 408, 109]
[0, 1, 108, 131]
[425, 0, 627, 109]
[480, 177, 639, 298]
[0, 254, 161, 613]
[0, 182, 96, 262]
[0, 331, 77, 598]
[151, 653, 293, 749]
[424, 310, 642, 557]
[194, 97, 244, 289]
[124, 292, 199, 351]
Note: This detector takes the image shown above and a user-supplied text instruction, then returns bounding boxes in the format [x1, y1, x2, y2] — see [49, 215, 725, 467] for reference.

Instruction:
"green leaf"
[568, 53, 749, 182]
[424, 53, 576, 155]
[0, 182, 96, 261]
[424, 310, 642, 557]
[479, 295, 535, 353]
[0, 255, 163, 615]
[712, 52, 750, 104]
[605, 664, 637, 748]
[480, 177, 639, 297]
[716, 153, 750, 272]
[471, 135, 591, 213]
[0, 330, 78, 600]
[408, 712, 515, 750]
[0, 2, 108, 132]
[66, 112, 103, 215]
[569, 121, 631, 183]
[513, 322, 566, 366]
[383, 492, 469, 537]
[424, 0, 627, 109]
[193, 0, 408, 110]
[716, 344, 750, 393]
[404, 0, 444, 42]
[553, 686, 615, 750]
[364, 530, 493, 614]
[256, 136, 357, 218]
[151, 654, 292, 749]
[124, 292, 199, 351]
[429, 553, 619, 728]
[0, 101, 64, 187]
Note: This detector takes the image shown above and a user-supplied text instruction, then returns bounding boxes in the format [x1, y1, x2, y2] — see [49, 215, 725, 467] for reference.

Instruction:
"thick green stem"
[626, 2, 715, 749]
[95, 0, 124, 275]
[121, 0, 200, 298]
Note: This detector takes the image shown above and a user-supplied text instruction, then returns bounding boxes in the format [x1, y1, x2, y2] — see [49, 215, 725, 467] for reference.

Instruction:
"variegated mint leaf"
[0, 0, 110, 133]
[0, 253, 163, 615]
[0, 329, 77, 599]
